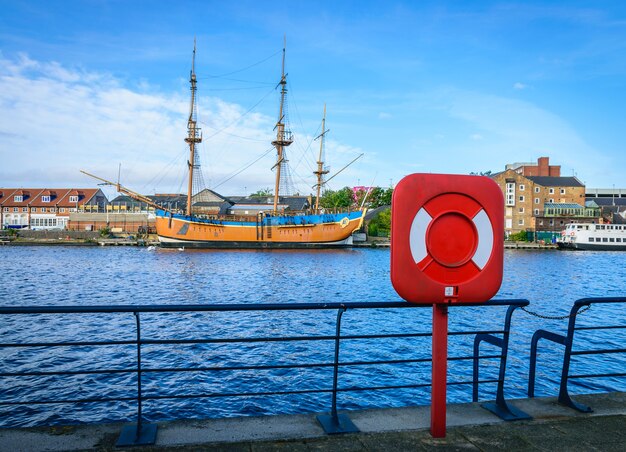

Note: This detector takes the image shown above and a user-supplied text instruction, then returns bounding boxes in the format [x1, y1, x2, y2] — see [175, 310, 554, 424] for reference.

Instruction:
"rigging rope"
[201, 86, 275, 141]
[212, 147, 275, 190]
[201, 50, 281, 79]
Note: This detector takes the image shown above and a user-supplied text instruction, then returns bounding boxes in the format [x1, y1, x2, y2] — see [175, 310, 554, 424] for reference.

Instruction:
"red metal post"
[430, 303, 448, 438]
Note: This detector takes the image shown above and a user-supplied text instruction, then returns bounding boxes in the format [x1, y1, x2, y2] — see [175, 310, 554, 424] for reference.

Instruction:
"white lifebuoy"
[409, 207, 493, 270]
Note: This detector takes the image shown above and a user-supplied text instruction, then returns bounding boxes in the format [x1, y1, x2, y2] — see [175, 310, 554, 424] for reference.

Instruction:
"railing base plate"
[559, 396, 593, 413]
[317, 413, 359, 434]
[482, 402, 532, 421]
[116, 423, 157, 447]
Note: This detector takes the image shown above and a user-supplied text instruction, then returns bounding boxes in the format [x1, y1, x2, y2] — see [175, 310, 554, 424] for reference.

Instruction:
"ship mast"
[271, 37, 293, 213]
[185, 39, 202, 217]
[313, 104, 330, 212]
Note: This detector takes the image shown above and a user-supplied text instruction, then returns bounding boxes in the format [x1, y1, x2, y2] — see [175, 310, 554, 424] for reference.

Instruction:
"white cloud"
[444, 89, 610, 182]
[0, 54, 373, 198]
[378, 112, 392, 119]
[513, 82, 527, 90]
[470, 133, 483, 141]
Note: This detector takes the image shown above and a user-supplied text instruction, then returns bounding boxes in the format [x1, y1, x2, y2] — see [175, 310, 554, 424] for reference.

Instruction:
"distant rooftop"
[543, 202, 586, 209]
[526, 176, 584, 187]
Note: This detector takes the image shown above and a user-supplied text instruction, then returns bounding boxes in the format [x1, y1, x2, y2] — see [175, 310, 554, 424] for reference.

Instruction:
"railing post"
[116, 312, 158, 447]
[528, 329, 566, 397]
[478, 305, 531, 420]
[558, 301, 593, 412]
[527, 301, 592, 412]
[316, 306, 359, 434]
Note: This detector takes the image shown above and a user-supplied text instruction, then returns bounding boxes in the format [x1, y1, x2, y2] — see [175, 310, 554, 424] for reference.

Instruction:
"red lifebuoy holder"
[391, 173, 504, 304]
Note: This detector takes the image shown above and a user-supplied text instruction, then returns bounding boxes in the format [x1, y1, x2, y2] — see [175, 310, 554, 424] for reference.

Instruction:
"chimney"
[537, 157, 549, 176]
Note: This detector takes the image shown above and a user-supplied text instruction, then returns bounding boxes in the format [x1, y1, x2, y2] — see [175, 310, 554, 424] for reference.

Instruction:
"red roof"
[0, 188, 104, 208]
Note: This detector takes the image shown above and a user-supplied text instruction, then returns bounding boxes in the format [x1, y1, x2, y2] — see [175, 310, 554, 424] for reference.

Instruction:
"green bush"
[368, 208, 391, 237]
[508, 230, 528, 242]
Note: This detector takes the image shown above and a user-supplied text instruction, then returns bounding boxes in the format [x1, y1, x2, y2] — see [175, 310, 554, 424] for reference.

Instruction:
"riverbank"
[1, 237, 558, 250]
[1, 392, 624, 451]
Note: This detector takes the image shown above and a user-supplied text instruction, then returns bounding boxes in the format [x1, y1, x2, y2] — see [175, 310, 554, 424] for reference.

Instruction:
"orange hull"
[155, 210, 365, 248]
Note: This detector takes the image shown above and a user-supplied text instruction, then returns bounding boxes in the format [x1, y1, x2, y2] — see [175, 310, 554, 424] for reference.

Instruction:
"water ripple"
[0, 247, 624, 426]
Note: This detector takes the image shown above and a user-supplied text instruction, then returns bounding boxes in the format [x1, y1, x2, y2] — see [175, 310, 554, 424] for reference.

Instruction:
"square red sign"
[390, 173, 504, 304]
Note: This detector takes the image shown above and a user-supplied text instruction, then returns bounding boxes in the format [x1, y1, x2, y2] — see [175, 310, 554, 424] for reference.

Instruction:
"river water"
[0, 246, 624, 427]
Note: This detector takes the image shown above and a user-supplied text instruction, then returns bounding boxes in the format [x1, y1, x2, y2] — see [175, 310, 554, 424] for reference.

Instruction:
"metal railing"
[0, 299, 528, 445]
[528, 297, 626, 412]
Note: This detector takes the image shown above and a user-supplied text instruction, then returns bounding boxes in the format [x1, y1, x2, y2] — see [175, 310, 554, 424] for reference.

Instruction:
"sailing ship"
[84, 42, 365, 248]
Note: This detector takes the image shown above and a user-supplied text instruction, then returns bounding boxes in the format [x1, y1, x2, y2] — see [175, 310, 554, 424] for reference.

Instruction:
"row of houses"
[0, 188, 107, 230]
[0, 187, 311, 232]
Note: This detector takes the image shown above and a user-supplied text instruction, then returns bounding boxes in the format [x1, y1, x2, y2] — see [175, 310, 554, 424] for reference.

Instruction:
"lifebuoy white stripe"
[409, 208, 431, 264]
[472, 209, 492, 270]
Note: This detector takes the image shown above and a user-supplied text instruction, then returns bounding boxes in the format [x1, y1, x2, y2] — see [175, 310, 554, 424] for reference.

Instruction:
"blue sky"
[1, 1, 625, 198]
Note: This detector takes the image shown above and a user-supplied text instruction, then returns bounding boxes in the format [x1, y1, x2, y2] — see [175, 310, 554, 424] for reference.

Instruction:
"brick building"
[0, 188, 107, 229]
[491, 168, 588, 239]
[505, 156, 561, 177]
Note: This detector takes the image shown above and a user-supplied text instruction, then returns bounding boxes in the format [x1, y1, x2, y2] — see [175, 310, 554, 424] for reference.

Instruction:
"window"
[519, 207, 524, 213]
[42, 195, 51, 202]
[505, 183, 515, 206]
[534, 187, 540, 193]
[549, 220, 554, 226]
[22, 207, 27, 212]
[617, 238, 622, 242]
[518, 218, 524, 226]
[13, 207, 18, 212]
[549, 199, 554, 203]
[519, 195, 525, 202]
[31, 208, 37, 213]
[560, 188, 565, 195]
[534, 198, 540, 204]
[609, 238, 615, 242]
[13, 195, 23, 202]
[603, 238, 608, 242]
[41, 207, 46, 213]
[60, 208, 66, 213]
[519, 184, 525, 191]
[549, 188, 554, 194]
[50, 208, 56, 213]
[589, 238, 595, 242]
[69, 195, 78, 203]
[2, 207, 7, 212]
[534, 209, 539, 215]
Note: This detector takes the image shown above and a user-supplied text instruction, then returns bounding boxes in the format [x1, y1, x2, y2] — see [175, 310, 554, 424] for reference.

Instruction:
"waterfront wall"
[16, 229, 100, 240]
[68, 212, 153, 233]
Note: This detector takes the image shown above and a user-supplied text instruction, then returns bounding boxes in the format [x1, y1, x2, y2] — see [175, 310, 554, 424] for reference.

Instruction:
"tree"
[469, 171, 493, 176]
[368, 207, 391, 237]
[317, 186, 394, 210]
[319, 187, 353, 209]
[250, 188, 273, 197]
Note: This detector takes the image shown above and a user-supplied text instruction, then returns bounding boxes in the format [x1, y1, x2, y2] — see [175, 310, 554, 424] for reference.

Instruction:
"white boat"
[557, 223, 626, 250]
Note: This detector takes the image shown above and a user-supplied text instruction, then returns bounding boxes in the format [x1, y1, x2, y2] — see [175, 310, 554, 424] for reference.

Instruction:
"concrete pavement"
[1, 392, 625, 451]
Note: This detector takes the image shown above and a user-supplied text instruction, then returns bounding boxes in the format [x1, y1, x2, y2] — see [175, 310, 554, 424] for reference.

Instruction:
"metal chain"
[520, 304, 591, 320]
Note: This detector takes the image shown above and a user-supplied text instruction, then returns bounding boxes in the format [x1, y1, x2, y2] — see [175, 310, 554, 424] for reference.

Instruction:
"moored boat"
[84, 41, 365, 248]
[557, 223, 626, 251]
